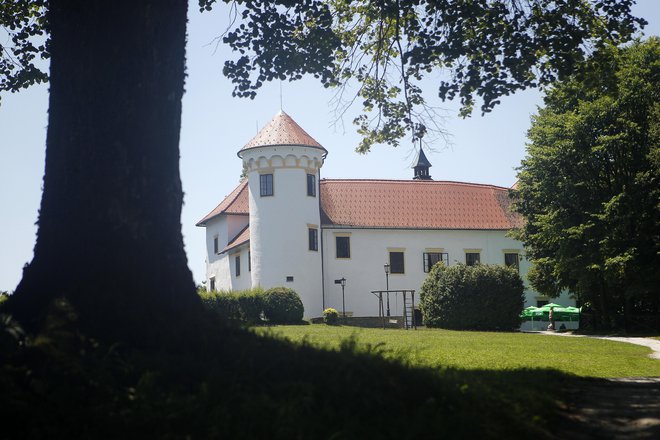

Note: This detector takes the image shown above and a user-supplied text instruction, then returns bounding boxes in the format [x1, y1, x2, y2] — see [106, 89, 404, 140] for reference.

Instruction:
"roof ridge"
[320, 178, 511, 190]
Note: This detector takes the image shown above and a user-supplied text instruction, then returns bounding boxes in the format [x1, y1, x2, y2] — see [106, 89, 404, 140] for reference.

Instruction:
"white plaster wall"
[227, 214, 249, 241]
[227, 245, 252, 291]
[321, 228, 576, 317]
[204, 216, 230, 290]
[242, 145, 325, 318]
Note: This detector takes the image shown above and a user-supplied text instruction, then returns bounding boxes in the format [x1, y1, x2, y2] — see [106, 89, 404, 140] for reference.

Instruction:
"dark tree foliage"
[3, 1, 646, 150]
[0, 0, 48, 103]
[202, 0, 646, 151]
[420, 263, 524, 331]
[514, 38, 660, 331]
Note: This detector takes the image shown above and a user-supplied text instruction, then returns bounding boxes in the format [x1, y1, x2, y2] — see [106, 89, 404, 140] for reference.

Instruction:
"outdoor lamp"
[384, 263, 391, 316]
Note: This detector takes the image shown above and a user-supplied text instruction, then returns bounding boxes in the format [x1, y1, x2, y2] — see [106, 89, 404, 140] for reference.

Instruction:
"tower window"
[260, 174, 274, 197]
[209, 277, 216, 292]
[213, 236, 219, 254]
[307, 174, 316, 197]
[235, 255, 241, 277]
[336, 236, 350, 259]
[308, 228, 318, 251]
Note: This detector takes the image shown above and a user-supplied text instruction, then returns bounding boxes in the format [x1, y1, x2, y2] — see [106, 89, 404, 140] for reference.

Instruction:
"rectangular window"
[465, 252, 480, 266]
[248, 251, 251, 272]
[235, 255, 241, 277]
[389, 251, 405, 274]
[504, 253, 519, 272]
[209, 277, 216, 292]
[423, 252, 449, 273]
[308, 228, 318, 251]
[213, 236, 219, 254]
[336, 236, 350, 259]
[260, 173, 273, 197]
[307, 174, 316, 197]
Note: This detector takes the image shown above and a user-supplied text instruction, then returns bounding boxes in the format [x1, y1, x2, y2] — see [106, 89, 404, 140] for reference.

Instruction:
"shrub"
[323, 308, 339, 325]
[199, 290, 241, 323]
[262, 287, 304, 324]
[420, 264, 524, 331]
[199, 288, 265, 325]
[236, 288, 265, 324]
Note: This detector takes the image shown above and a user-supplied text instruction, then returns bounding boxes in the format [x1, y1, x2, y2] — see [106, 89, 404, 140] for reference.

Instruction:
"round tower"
[238, 111, 327, 318]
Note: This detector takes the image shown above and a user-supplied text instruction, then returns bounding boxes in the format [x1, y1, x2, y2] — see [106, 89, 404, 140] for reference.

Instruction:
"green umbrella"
[534, 304, 581, 322]
[554, 306, 581, 322]
[520, 306, 539, 321]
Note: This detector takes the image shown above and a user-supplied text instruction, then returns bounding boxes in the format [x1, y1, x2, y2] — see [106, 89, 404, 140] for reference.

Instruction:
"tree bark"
[8, 0, 203, 348]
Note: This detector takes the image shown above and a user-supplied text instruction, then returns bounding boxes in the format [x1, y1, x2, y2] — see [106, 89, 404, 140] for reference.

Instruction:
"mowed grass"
[257, 325, 660, 378]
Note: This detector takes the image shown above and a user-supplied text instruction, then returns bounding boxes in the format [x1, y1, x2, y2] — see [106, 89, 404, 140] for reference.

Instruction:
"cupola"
[412, 144, 432, 180]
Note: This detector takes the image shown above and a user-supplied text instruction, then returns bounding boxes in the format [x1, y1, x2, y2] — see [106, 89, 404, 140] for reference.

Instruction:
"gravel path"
[531, 331, 660, 360]
[529, 331, 660, 439]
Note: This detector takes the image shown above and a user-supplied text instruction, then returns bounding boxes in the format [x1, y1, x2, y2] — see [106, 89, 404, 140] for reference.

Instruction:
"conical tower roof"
[238, 110, 327, 157]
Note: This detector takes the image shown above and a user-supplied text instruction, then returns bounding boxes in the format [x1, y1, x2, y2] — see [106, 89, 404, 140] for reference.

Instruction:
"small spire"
[412, 142, 432, 180]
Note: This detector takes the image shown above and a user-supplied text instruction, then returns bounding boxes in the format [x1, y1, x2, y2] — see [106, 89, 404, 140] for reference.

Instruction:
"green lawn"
[257, 325, 660, 378]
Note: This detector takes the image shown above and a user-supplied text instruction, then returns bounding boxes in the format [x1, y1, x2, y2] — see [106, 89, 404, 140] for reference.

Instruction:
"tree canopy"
[0, 0, 48, 104]
[514, 37, 660, 330]
[2, 1, 647, 151]
[208, 0, 646, 151]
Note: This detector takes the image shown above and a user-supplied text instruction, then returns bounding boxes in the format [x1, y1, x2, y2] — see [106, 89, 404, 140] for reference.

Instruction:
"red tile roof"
[238, 111, 327, 156]
[198, 179, 522, 230]
[195, 179, 249, 226]
[320, 180, 522, 230]
[223, 225, 250, 253]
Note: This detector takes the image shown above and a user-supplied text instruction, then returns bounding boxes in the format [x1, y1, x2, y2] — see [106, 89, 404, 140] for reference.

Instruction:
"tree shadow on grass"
[0, 309, 583, 439]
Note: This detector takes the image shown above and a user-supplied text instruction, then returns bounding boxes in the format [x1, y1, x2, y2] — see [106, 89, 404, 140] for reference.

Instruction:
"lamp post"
[384, 263, 390, 317]
[334, 277, 347, 317]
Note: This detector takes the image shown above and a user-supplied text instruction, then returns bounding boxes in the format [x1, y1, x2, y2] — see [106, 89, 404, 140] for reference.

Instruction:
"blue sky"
[1, 2, 658, 291]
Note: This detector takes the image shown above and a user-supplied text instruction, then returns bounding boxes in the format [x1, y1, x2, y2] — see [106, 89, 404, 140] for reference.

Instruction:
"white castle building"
[197, 111, 574, 319]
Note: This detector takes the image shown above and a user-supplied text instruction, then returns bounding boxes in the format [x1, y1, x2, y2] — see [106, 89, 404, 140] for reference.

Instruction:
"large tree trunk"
[8, 0, 203, 348]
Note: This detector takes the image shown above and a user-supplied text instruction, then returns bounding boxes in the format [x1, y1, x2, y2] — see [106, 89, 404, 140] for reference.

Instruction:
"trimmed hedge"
[199, 288, 264, 325]
[262, 287, 304, 324]
[420, 264, 524, 331]
[236, 288, 265, 324]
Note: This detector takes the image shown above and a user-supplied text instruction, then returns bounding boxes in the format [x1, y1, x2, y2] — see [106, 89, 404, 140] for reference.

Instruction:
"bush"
[236, 288, 265, 324]
[420, 264, 524, 331]
[262, 287, 304, 324]
[199, 288, 265, 325]
[323, 308, 339, 325]
[199, 290, 241, 323]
